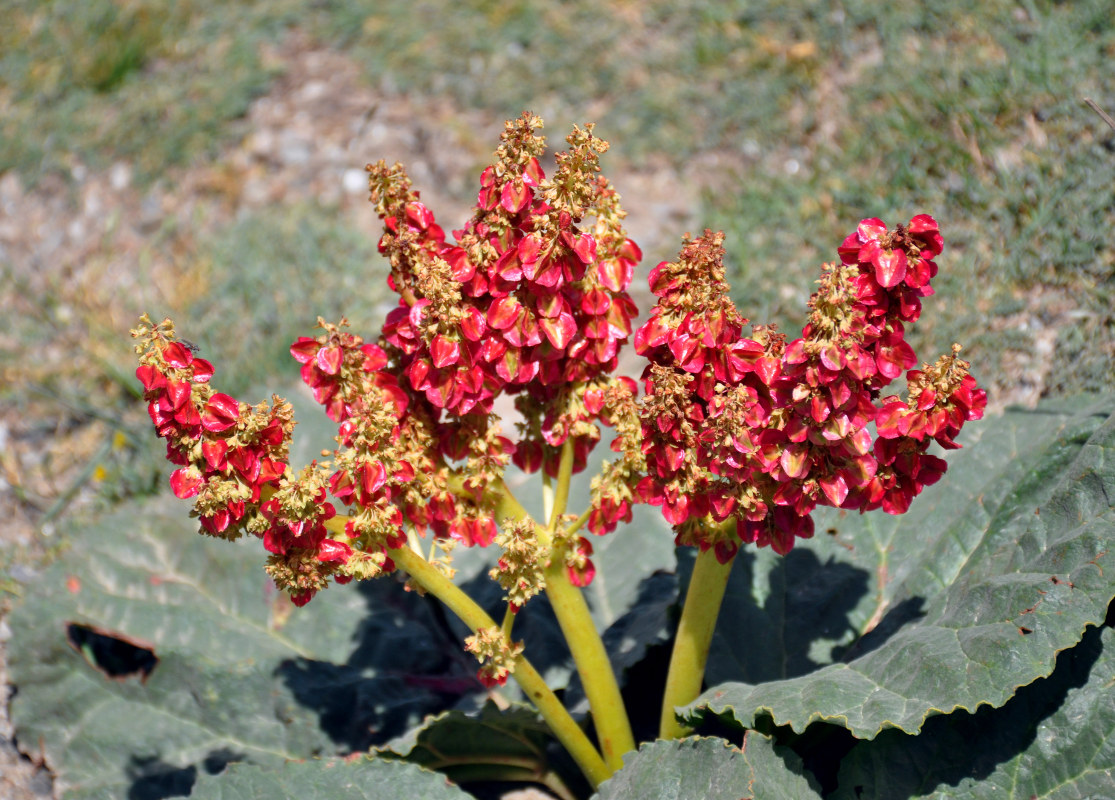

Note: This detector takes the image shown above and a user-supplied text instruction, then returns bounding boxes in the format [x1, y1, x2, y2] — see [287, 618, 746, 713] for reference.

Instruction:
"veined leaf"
[191, 757, 473, 799]
[378, 702, 584, 796]
[833, 624, 1115, 798]
[7, 496, 471, 799]
[683, 398, 1115, 739]
[590, 735, 822, 799]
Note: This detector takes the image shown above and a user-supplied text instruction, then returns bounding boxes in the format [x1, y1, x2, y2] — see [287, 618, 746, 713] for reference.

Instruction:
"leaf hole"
[127, 756, 196, 800]
[66, 623, 158, 682]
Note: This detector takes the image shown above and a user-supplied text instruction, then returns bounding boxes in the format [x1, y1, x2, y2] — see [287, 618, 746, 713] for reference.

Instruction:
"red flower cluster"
[289, 322, 415, 561]
[370, 114, 639, 448]
[610, 216, 985, 562]
[135, 115, 987, 616]
[291, 321, 515, 560]
[133, 321, 289, 537]
[132, 317, 360, 606]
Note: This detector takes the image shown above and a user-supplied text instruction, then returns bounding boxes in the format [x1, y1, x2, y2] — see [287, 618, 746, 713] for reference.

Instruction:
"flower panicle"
[489, 518, 550, 611]
[133, 316, 367, 606]
[587, 376, 644, 536]
[134, 115, 985, 619]
[630, 214, 984, 560]
[131, 314, 294, 542]
[363, 112, 642, 530]
[464, 626, 525, 688]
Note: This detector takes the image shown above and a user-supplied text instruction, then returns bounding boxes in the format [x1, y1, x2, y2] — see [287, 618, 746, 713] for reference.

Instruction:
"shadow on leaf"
[275, 578, 484, 752]
[66, 623, 158, 682]
[835, 620, 1109, 798]
[126, 756, 196, 800]
[709, 548, 883, 684]
[834, 596, 927, 663]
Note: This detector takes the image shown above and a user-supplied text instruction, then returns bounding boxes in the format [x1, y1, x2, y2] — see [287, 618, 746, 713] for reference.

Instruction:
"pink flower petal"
[316, 345, 344, 376]
[430, 335, 461, 368]
[501, 181, 532, 213]
[361, 344, 387, 372]
[871, 245, 908, 288]
[202, 392, 240, 432]
[819, 473, 849, 506]
[317, 539, 353, 563]
[460, 307, 488, 341]
[170, 467, 202, 499]
[162, 342, 194, 369]
[488, 297, 523, 330]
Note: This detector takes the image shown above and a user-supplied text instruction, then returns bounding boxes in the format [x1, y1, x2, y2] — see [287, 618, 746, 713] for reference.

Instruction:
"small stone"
[29, 769, 55, 796]
[110, 162, 132, 191]
[342, 168, 367, 195]
[279, 131, 312, 165]
[9, 564, 37, 582]
[300, 80, 328, 102]
[246, 129, 275, 157]
[0, 172, 23, 206]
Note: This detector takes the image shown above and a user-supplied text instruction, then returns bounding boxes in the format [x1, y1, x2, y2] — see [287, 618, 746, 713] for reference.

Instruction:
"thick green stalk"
[495, 470, 635, 770]
[544, 562, 635, 769]
[389, 545, 612, 787]
[659, 545, 735, 739]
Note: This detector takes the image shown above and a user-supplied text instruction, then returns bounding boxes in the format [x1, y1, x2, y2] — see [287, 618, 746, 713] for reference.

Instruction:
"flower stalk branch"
[388, 544, 612, 787]
[544, 558, 636, 769]
[548, 440, 575, 529]
[493, 470, 636, 770]
[659, 542, 736, 739]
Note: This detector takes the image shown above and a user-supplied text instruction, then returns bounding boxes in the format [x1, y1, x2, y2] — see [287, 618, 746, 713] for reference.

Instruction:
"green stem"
[542, 470, 554, 523]
[544, 563, 635, 770]
[501, 603, 516, 639]
[547, 440, 575, 529]
[492, 478, 532, 523]
[494, 472, 635, 771]
[388, 545, 612, 788]
[563, 507, 591, 538]
[659, 545, 735, 739]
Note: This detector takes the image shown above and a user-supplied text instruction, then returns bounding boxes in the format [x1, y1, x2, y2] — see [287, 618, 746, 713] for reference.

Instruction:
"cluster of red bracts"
[134, 328, 359, 607]
[292, 323, 522, 566]
[136, 341, 286, 534]
[290, 326, 402, 423]
[373, 139, 639, 468]
[626, 215, 986, 562]
[137, 114, 986, 621]
[378, 204, 639, 414]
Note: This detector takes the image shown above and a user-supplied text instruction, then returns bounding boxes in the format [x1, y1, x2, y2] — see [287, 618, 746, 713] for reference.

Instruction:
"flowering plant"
[118, 112, 1115, 799]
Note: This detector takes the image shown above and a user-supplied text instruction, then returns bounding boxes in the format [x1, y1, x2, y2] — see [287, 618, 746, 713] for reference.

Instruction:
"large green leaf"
[191, 757, 473, 799]
[590, 735, 822, 799]
[377, 702, 586, 796]
[7, 496, 474, 799]
[682, 398, 1115, 739]
[833, 624, 1115, 798]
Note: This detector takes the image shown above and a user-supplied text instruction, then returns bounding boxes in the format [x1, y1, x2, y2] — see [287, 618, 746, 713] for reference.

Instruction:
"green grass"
[179, 201, 394, 398]
[305, 0, 1114, 396]
[700, 0, 1115, 399]
[0, 0, 298, 182]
